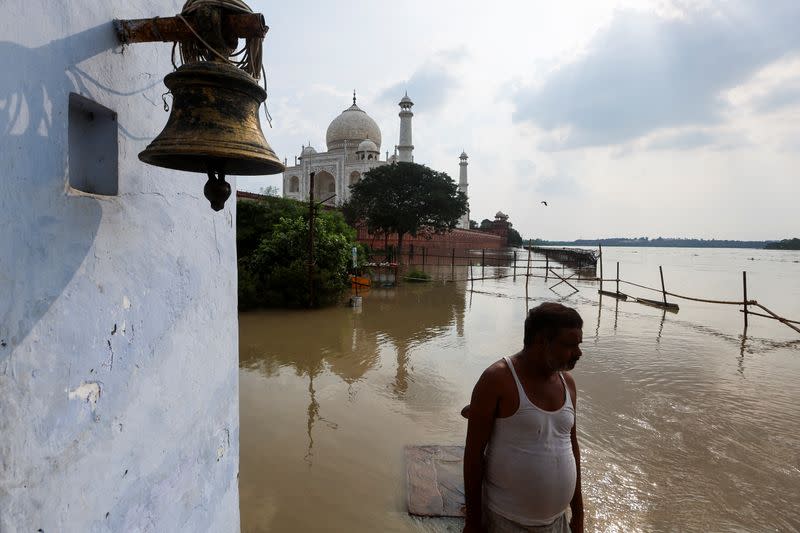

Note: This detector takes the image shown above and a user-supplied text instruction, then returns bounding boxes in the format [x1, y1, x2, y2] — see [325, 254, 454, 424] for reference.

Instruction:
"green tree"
[469, 219, 478, 230]
[342, 162, 468, 257]
[237, 198, 360, 309]
[479, 218, 492, 230]
[258, 185, 280, 196]
[765, 238, 800, 250]
[507, 228, 523, 247]
[237, 196, 305, 260]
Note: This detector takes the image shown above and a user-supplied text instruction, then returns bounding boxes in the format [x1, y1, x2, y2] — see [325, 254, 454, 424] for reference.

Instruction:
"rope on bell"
[172, 0, 272, 126]
[177, 0, 262, 78]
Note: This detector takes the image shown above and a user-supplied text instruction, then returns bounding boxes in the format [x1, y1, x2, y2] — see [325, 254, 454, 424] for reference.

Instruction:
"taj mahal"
[282, 92, 471, 229]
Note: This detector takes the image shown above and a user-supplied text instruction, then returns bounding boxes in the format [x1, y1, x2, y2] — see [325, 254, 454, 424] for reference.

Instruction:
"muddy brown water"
[239, 248, 800, 532]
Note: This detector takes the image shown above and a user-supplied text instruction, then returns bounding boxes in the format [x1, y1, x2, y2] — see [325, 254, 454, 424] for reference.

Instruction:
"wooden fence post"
[659, 266, 667, 307]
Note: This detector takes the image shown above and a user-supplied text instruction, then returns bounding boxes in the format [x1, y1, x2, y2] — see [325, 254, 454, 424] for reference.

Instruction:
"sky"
[240, 0, 800, 241]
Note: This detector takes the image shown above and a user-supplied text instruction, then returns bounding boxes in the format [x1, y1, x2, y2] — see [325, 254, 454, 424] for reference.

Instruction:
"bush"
[404, 268, 432, 282]
[237, 199, 363, 309]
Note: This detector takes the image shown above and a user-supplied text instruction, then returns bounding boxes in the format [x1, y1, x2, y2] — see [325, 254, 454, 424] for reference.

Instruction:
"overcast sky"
[241, 0, 800, 241]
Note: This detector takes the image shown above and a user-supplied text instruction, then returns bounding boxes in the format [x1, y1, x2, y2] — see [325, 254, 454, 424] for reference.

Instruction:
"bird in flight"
[541, 201, 548, 206]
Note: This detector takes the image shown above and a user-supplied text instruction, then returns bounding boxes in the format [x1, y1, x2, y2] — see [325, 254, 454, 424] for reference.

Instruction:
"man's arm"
[565, 372, 584, 533]
[463, 367, 499, 533]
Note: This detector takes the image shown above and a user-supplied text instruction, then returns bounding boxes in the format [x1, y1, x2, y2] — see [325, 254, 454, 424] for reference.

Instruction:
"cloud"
[646, 130, 715, 150]
[378, 47, 468, 112]
[751, 83, 800, 113]
[643, 128, 752, 151]
[513, 159, 537, 177]
[511, 1, 800, 149]
[534, 174, 583, 197]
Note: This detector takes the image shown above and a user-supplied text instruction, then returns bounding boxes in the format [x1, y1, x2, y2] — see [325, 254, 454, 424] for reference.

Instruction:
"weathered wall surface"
[0, 1, 240, 531]
[356, 226, 505, 251]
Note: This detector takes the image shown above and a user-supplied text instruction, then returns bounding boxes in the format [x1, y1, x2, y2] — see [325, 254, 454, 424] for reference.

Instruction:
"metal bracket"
[114, 13, 267, 44]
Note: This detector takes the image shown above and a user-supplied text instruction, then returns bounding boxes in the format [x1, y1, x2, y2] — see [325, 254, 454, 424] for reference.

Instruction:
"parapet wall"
[357, 226, 505, 251]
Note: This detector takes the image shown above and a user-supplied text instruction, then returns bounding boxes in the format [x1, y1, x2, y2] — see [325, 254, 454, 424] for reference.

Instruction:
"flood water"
[239, 247, 800, 532]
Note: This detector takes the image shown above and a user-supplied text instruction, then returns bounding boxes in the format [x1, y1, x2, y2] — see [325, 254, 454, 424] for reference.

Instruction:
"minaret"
[459, 151, 470, 229]
[397, 92, 414, 163]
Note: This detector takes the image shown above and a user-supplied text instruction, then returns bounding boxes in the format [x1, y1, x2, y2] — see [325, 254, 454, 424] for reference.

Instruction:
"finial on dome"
[353, 90, 357, 105]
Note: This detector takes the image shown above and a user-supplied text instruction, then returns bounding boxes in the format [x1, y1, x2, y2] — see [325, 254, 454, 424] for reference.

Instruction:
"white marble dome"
[326, 101, 382, 151]
[301, 145, 317, 155]
[356, 139, 379, 153]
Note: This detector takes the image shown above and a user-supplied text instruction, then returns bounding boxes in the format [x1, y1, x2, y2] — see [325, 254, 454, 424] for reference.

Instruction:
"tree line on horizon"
[528, 236, 799, 249]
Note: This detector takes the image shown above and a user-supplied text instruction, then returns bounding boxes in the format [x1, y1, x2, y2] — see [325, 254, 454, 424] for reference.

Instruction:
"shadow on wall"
[0, 23, 133, 359]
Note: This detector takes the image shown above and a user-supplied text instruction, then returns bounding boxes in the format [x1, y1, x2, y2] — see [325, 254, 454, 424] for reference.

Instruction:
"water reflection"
[241, 282, 465, 384]
[240, 283, 468, 462]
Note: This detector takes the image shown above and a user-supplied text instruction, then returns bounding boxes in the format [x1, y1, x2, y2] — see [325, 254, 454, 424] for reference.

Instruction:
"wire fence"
[362, 245, 800, 337]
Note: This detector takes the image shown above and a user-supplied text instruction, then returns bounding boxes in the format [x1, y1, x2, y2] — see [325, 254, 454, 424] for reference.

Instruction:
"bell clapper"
[204, 165, 231, 212]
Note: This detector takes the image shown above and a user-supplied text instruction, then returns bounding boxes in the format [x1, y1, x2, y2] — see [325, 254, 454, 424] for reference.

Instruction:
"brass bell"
[139, 60, 285, 211]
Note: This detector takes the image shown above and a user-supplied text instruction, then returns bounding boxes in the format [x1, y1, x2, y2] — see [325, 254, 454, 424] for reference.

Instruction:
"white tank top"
[484, 356, 576, 526]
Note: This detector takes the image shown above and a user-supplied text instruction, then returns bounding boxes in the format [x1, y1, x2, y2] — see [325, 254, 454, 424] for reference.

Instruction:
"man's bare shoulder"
[478, 358, 511, 385]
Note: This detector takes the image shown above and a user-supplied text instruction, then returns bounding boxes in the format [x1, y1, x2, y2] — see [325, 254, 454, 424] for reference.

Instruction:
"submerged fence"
[365, 244, 800, 337]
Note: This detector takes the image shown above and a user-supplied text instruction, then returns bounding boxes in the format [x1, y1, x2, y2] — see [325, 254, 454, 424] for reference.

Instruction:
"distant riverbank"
[531, 237, 799, 249]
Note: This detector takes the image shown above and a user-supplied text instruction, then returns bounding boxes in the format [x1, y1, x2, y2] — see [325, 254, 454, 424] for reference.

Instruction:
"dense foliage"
[404, 268, 432, 282]
[237, 197, 360, 309]
[342, 162, 468, 255]
[765, 238, 800, 250]
[507, 228, 523, 247]
[529, 237, 785, 249]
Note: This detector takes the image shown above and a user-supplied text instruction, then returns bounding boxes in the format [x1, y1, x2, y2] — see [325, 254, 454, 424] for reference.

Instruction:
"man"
[463, 302, 584, 533]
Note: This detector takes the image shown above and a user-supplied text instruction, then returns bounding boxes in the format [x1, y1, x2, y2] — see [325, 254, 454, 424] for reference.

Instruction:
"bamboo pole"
[599, 245, 604, 292]
[469, 261, 474, 292]
[513, 251, 517, 281]
[616, 262, 620, 295]
[742, 271, 748, 330]
[526, 245, 532, 288]
[659, 266, 667, 307]
[307, 172, 315, 308]
[739, 309, 800, 326]
[549, 269, 578, 292]
[752, 303, 800, 335]
[482, 249, 486, 278]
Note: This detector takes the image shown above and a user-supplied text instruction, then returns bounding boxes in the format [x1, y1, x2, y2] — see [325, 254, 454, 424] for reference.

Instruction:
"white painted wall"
[0, 1, 240, 531]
